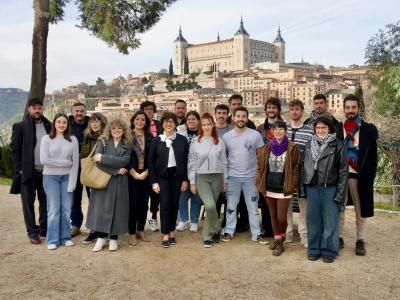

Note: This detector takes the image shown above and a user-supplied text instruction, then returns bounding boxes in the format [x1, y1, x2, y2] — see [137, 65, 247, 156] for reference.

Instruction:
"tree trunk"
[28, 0, 50, 103]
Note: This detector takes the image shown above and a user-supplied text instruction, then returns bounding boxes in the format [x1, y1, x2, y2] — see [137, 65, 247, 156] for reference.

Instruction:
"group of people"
[10, 92, 378, 263]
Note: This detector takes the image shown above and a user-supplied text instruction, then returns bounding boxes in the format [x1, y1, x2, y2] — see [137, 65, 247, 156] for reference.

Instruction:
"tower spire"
[273, 25, 285, 43]
[217, 32, 220, 41]
[235, 16, 249, 36]
[174, 25, 187, 42]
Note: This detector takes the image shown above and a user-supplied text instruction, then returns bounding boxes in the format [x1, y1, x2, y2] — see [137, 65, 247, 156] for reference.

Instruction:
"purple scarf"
[271, 136, 288, 156]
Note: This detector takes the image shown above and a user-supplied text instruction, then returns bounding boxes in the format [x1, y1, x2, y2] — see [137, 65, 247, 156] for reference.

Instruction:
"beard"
[345, 113, 358, 120]
[30, 112, 42, 120]
[236, 122, 246, 128]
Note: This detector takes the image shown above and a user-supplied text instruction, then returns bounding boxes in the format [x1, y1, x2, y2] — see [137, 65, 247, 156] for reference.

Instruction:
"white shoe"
[93, 238, 107, 252]
[301, 239, 308, 249]
[64, 240, 74, 247]
[47, 244, 57, 250]
[190, 223, 198, 233]
[147, 218, 159, 232]
[176, 221, 189, 232]
[109, 239, 118, 251]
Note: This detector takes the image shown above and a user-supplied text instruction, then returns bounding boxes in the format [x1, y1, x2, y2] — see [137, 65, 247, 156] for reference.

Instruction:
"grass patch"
[0, 177, 12, 185]
[374, 201, 400, 211]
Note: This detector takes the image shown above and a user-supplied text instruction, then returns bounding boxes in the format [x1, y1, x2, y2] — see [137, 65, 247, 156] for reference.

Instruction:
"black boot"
[355, 239, 366, 256]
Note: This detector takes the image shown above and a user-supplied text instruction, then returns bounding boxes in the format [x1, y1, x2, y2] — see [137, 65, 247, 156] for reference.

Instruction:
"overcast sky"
[0, 0, 398, 93]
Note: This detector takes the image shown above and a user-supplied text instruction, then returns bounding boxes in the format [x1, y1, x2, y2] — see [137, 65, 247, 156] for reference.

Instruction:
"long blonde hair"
[100, 118, 132, 145]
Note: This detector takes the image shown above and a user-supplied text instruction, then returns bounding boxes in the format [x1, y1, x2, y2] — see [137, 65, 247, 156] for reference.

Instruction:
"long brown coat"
[256, 141, 301, 196]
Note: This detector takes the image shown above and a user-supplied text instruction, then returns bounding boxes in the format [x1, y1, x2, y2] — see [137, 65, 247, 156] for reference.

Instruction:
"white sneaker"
[109, 239, 118, 251]
[147, 218, 159, 232]
[176, 221, 189, 232]
[190, 223, 198, 233]
[64, 240, 74, 247]
[47, 244, 57, 250]
[93, 238, 107, 252]
[301, 239, 308, 249]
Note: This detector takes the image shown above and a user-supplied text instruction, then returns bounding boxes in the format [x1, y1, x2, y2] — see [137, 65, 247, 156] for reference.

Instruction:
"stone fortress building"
[173, 18, 286, 75]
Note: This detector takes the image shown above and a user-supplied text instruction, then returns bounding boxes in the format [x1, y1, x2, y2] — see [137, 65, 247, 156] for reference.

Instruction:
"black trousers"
[216, 192, 249, 229]
[96, 232, 118, 240]
[128, 175, 151, 234]
[149, 190, 160, 219]
[20, 171, 47, 238]
[71, 165, 86, 229]
[158, 168, 183, 234]
[259, 192, 273, 237]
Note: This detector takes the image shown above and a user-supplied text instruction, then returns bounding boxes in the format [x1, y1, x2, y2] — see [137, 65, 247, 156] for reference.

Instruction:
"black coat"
[10, 115, 52, 193]
[336, 120, 378, 217]
[129, 132, 153, 171]
[69, 115, 89, 151]
[148, 134, 189, 184]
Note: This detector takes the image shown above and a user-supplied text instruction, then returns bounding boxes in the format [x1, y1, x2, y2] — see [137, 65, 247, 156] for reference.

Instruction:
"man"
[226, 94, 256, 129]
[256, 97, 283, 239]
[69, 102, 89, 237]
[215, 104, 231, 137]
[140, 100, 162, 232]
[10, 98, 52, 244]
[140, 100, 162, 137]
[174, 99, 187, 125]
[285, 100, 314, 248]
[304, 94, 339, 128]
[214, 104, 231, 227]
[221, 107, 265, 243]
[337, 94, 378, 256]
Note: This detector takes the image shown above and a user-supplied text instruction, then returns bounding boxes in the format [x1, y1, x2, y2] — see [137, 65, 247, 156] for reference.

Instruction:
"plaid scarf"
[308, 111, 335, 128]
[310, 133, 337, 170]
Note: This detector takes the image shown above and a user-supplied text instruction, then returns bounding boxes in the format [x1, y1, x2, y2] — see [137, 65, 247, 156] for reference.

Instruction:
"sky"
[0, 0, 398, 93]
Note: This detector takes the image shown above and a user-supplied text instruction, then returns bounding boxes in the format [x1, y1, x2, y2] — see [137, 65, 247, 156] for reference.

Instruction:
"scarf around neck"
[308, 111, 334, 127]
[271, 135, 288, 156]
[310, 133, 336, 170]
[344, 116, 361, 171]
[160, 131, 177, 148]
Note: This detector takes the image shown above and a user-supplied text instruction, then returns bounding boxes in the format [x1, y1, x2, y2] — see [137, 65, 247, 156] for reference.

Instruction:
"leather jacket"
[301, 138, 348, 203]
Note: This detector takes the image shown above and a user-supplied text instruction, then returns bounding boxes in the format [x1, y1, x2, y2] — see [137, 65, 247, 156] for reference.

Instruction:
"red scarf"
[344, 119, 359, 142]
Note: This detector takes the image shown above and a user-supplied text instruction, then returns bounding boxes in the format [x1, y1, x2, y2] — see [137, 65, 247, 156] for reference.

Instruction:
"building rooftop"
[235, 17, 249, 36]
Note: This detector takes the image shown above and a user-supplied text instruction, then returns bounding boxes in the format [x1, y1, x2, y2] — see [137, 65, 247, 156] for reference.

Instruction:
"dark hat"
[28, 98, 44, 107]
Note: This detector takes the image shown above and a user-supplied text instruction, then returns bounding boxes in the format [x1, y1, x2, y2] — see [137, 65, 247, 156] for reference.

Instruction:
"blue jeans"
[306, 185, 341, 258]
[43, 175, 73, 245]
[225, 176, 261, 240]
[178, 186, 202, 224]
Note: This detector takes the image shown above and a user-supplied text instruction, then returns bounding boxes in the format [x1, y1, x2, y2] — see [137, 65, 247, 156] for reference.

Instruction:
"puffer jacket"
[301, 138, 348, 203]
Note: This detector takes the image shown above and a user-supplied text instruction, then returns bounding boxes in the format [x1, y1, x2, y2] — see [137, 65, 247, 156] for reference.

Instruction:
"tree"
[184, 56, 189, 75]
[96, 77, 105, 86]
[168, 58, 174, 78]
[365, 21, 400, 206]
[354, 85, 365, 118]
[28, 0, 177, 102]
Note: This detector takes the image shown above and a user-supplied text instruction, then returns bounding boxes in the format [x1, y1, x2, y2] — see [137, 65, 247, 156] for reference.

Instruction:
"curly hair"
[100, 118, 132, 145]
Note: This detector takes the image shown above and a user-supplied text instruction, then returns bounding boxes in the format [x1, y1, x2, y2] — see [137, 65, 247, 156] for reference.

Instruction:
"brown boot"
[128, 234, 137, 246]
[136, 231, 150, 242]
[269, 239, 278, 250]
[272, 239, 284, 256]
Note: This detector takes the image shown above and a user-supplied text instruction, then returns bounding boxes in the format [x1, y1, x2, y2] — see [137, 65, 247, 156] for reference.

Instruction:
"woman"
[188, 113, 227, 248]
[302, 116, 348, 263]
[176, 111, 203, 232]
[256, 120, 301, 256]
[80, 112, 108, 244]
[128, 110, 153, 246]
[148, 111, 189, 248]
[86, 118, 132, 252]
[40, 113, 79, 250]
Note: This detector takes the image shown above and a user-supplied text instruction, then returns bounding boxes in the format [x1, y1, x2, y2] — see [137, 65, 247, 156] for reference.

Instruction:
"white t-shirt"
[222, 128, 264, 177]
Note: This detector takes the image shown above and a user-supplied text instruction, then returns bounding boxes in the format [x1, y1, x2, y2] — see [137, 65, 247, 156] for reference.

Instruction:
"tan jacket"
[256, 141, 301, 196]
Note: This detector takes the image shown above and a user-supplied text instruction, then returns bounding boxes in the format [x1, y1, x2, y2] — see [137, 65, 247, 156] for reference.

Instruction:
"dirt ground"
[0, 185, 399, 300]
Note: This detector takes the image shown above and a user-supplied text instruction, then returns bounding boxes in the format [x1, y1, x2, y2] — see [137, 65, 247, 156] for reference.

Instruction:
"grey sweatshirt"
[188, 136, 228, 184]
[40, 135, 79, 192]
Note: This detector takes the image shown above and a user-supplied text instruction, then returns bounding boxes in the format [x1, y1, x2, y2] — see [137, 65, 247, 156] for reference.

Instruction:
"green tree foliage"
[365, 21, 400, 116]
[165, 78, 201, 91]
[168, 58, 174, 77]
[29, 0, 176, 101]
[184, 56, 189, 74]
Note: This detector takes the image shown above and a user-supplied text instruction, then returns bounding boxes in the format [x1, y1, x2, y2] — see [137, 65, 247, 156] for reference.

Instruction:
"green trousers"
[196, 173, 223, 241]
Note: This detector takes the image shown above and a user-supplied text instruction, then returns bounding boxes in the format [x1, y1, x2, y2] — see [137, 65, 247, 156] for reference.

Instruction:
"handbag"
[80, 141, 111, 189]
